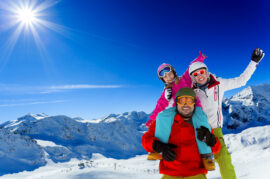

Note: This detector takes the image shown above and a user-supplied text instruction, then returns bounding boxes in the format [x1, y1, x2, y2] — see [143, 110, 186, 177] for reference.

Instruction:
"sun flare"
[17, 7, 37, 25]
[0, 0, 68, 57]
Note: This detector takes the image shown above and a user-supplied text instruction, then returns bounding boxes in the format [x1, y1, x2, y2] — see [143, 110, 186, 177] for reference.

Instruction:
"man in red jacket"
[142, 88, 221, 179]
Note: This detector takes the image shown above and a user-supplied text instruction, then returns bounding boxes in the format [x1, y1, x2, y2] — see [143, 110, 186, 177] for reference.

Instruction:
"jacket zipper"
[216, 85, 221, 127]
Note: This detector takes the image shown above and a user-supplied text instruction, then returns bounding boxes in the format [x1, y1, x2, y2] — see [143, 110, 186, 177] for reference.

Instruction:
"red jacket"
[142, 113, 221, 177]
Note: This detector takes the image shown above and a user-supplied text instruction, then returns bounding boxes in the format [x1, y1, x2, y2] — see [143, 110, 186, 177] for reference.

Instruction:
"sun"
[17, 7, 37, 25]
[0, 0, 68, 58]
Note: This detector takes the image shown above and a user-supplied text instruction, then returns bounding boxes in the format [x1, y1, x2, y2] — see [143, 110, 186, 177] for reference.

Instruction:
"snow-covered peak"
[228, 86, 254, 105]
[34, 113, 49, 119]
[19, 113, 48, 120]
[229, 84, 270, 101]
[0, 110, 150, 165]
[223, 84, 270, 133]
[102, 114, 118, 121]
[0, 113, 48, 130]
[123, 111, 149, 120]
[251, 83, 270, 102]
[101, 111, 149, 124]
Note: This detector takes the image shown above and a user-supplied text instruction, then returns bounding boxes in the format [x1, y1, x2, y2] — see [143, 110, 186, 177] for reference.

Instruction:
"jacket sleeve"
[219, 61, 258, 92]
[195, 96, 203, 108]
[147, 90, 169, 126]
[210, 128, 221, 154]
[142, 121, 159, 152]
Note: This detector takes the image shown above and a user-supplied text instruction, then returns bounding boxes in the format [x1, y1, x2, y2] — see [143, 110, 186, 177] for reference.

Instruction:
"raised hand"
[251, 48, 265, 63]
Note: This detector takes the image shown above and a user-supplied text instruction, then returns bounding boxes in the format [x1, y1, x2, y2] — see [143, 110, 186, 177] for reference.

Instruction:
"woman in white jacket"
[188, 48, 265, 179]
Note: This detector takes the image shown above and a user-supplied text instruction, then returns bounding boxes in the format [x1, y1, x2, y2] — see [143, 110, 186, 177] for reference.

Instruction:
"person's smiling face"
[177, 103, 194, 119]
[192, 69, 208, 85]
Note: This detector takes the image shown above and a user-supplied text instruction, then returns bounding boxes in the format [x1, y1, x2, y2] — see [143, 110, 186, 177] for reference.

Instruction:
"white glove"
[165, 87, 172, 101]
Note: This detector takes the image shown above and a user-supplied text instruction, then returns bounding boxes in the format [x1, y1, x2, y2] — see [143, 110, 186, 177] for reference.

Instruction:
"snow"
[0, 84, 270, 178]
[35, 139, 63, 147]
[0, 110, 149, 173]
[0, 128, 46, 176]
[1, 125, 270, 178]
[1, 154, 161, 179]
[2, 123, 270, 179]
[222, 84, 270, 133]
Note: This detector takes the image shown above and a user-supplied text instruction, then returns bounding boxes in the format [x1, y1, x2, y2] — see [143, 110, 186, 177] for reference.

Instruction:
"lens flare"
[17, 7, 37, 24]
[0, 0, 70, 62]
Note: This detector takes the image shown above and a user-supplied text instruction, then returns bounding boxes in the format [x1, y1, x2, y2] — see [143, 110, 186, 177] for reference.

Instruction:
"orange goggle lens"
[176, 96, 195, 106]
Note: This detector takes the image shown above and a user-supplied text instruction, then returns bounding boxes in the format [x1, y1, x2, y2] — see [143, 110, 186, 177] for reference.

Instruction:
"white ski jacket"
[193, 61, 258, 129]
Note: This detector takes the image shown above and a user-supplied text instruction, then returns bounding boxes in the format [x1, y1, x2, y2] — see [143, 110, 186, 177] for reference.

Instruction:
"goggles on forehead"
[158, 66, 172, 78]
[192, 69, 205, 77]
[176, 96, 195, 106]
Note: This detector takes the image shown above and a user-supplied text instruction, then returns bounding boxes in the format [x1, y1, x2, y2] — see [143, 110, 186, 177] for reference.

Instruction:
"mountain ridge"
[0, 84, 270, 176]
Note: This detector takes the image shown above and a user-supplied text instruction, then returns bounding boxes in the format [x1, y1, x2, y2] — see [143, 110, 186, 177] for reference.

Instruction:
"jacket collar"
[193, 74, 220, 89]
[207, 74, 220, 89]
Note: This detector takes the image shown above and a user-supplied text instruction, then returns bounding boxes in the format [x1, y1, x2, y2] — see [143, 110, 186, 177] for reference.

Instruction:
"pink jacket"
[146, 52, 206, 126]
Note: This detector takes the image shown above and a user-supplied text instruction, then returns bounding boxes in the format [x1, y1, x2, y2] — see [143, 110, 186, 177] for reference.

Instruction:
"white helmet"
[189, 62, 210, 84]
[189, 62, 208, 75]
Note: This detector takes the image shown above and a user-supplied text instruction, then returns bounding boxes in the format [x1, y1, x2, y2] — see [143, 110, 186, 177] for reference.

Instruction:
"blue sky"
[0, 0, 269, 123]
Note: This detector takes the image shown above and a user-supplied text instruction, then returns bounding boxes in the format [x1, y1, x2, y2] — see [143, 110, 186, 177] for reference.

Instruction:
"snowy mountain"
[1, 113, 48, 132]
[222, 84, 270, 133]
[2, 124, 270, 179]
[0, 84, 270, 177]
[0, 111, 149, 176]
[0, 127, 46, 176]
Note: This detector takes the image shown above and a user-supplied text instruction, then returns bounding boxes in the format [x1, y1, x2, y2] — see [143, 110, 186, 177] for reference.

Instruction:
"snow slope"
[2, 125, 270, 179]
[0, 111, 149, 175]
[0, 128, 46, 176]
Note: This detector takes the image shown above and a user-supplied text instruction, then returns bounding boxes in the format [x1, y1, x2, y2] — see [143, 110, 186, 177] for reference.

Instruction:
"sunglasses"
[192, 70, 205, 77]
[158, 66, 172, 78]
[176, 96, 195, 106]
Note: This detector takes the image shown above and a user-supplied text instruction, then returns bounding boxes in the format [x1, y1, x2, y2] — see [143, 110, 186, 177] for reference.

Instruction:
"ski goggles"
[192, 69, 205, 77]
[176, 96, 195, 106]
[158, 66, 172, 78]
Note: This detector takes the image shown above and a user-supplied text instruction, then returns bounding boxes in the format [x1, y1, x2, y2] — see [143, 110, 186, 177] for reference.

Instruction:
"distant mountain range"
[0, 84, 270, 176]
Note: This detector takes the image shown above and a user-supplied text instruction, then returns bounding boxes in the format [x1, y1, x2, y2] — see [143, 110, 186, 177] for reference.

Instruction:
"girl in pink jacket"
[146, 52, 206, 127]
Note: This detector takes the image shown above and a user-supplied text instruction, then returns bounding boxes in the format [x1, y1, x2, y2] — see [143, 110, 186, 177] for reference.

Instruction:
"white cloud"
[40, 84, 122, 94]
[0, 84, 123, 94]
[49, 85, 122, 89]
[0, 100, 65, 107]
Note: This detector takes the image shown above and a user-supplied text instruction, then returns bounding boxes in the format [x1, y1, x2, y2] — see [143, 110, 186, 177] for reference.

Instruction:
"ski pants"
[213, 128, 237, 179]
[161, 174, 206, 179]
